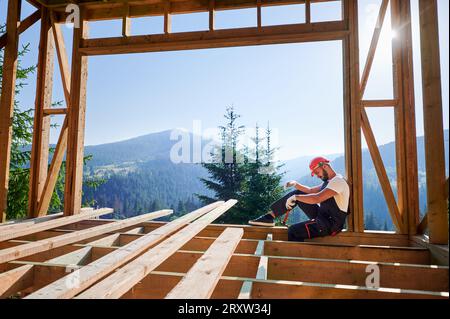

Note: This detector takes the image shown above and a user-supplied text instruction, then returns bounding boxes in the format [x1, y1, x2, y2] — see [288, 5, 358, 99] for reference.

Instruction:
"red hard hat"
[309, 156, 330, 176]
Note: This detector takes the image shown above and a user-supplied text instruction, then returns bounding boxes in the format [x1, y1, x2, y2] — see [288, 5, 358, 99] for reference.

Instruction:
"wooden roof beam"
[79, 20, 347, 55]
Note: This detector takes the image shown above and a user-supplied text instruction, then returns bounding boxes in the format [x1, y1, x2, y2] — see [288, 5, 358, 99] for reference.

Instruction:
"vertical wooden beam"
[64, 16, 89, 216]
[418, 0, 448, 244]
[0, 0, 22, 223]
[391, 0, 419, 235]
[164, 0, 172, 34]
[122, 4, 131, 37]
[257, 0, 262, 28]
[209, 0, 215, 31]
[342, 0, 363, 232]
[28, 8, 55, 218]
[305, 0, 311, 24]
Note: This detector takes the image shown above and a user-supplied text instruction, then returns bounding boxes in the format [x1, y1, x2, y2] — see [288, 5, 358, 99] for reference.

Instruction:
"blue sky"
[1, 0, 449, 161]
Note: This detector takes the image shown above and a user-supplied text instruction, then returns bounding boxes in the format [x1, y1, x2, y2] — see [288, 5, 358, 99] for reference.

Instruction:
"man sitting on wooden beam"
[249, 157, 350, 242]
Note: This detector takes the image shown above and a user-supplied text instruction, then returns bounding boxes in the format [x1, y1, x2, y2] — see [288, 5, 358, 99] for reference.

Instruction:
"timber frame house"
[0, 0, 448, 299]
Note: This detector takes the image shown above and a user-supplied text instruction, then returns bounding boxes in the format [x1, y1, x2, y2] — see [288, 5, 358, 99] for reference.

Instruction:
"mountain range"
[81, 129, 449, 229]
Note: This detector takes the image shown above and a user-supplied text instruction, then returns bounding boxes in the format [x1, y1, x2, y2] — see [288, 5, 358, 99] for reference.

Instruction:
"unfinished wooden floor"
[0, 201, 448, 299]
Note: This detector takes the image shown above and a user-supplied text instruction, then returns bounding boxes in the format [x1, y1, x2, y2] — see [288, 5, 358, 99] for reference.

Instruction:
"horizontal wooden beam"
[79, 21, 348, 55]
[125, 270, 448, 299]
[362, 99, 398, 108]
[43, 108, 67, 116]
[47, 0, 337, 21]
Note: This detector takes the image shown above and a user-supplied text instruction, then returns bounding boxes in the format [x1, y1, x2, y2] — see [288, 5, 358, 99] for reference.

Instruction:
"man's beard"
[321, 170, 329, 181]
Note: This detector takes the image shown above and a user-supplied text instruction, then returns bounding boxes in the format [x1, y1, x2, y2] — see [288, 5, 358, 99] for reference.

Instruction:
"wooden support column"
[418, 0, 448, 244]
[64, 17, 89, 216]
[209, 0, 215, 31]
[0, 0, 22, 223]
[342, 0, 363, 232]
[164, 0, 172, 34]
[28, 9, 55, 218]
[391, 0, 419, 235]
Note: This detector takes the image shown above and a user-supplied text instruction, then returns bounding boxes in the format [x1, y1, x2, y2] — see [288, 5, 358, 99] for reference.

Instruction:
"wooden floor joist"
[165, 227, 243, 299]
[26, 202, 223, 299]
[0, 211, 447, 299]
[75, 199, 237, 299]
[0, 209, 171, 264]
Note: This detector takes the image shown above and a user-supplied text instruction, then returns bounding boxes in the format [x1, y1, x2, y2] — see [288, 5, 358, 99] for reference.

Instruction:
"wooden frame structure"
[0, 201, 448, 299]
[0, 0, 448, 299]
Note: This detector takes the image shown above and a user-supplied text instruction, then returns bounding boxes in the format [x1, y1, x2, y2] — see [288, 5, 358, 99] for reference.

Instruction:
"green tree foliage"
[197, 106, 285, 224]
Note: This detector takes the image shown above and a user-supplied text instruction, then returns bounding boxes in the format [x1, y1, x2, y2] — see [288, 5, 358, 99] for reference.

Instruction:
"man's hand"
[286, 195, 297, 210]
[285, 181, 298, 189]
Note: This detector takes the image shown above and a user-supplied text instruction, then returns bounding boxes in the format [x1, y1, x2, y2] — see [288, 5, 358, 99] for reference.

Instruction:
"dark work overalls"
[270, 181, 349, 242]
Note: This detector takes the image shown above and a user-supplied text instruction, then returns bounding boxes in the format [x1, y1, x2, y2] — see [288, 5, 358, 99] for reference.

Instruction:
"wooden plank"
[0, 209, 170, 264]
[238, 233, 271, 299]
[154, 251, 448, 292]
[25, 202, 222, 299]
[165, 227, 243, 299]
[64, 17, 89, 216]
[79, 21, 348, 55]
[0, 227, 142, 298]
[0, 208, 111, 242]
[267, 256, 448, 292]
[128, 271, 449, 299]
[28, 8, 55, 218]
[418, 0, 448, 244]
[0, 213, 63, 232]
[362, 99, 397, 108]
[0, 10, 41, 50]
[359, 0, 388, 96]
[361, 108, 404, 232]
[76, 199, 237, 298]
[0, 264, 34, 298]
[0, 0, 22, 223]
[342, 0, 363, 232]
[43, 108, 67, 116]
[264, 240, 430, 264]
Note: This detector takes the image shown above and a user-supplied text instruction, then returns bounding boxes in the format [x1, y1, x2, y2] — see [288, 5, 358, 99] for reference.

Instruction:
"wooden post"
[209, 0, 215, 31]
[164, 0, 171, 34]
[342, 0, 363, 232]
[418, 0, 448, 244]
[64, 16, 89, 216]
[0, 0, 22, 223]
[28, 9, 55, 218]
[391, 0, 419, 235]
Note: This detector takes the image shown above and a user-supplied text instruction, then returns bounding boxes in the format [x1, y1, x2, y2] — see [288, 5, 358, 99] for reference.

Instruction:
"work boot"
[248, 213, 275, 227]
